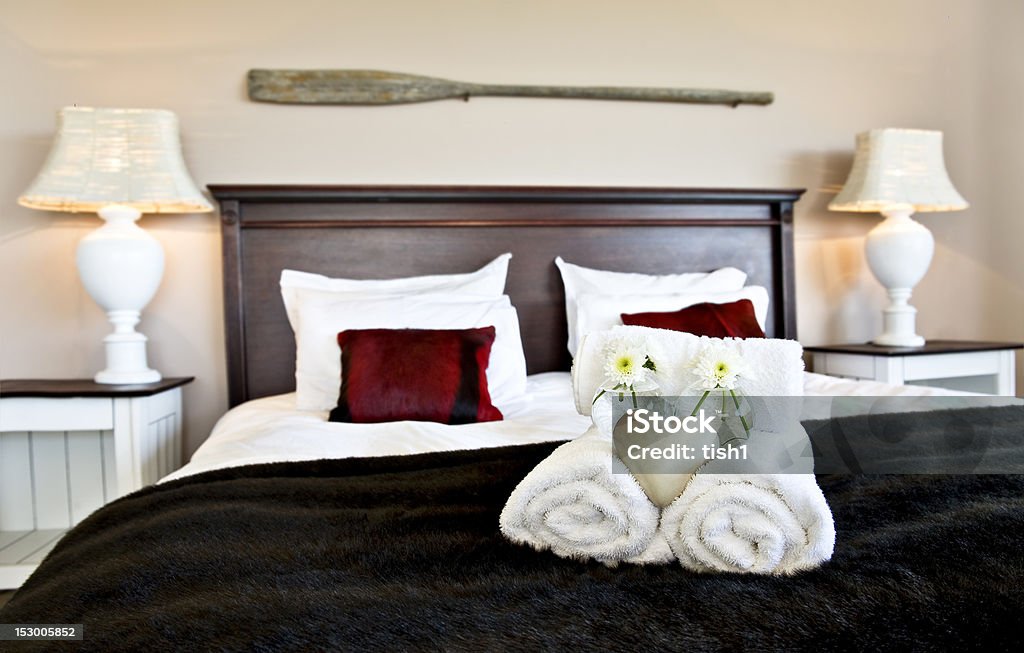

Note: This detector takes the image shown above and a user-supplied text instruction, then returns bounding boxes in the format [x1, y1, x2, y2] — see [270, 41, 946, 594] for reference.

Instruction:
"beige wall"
[1, 0, 1020, 456]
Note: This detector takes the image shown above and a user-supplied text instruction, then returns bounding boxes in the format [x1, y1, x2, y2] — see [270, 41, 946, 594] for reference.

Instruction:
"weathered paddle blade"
[248, 69, 469, 105]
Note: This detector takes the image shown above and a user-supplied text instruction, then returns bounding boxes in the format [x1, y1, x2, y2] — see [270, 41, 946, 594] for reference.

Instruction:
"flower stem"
[729, 389, 751, 435]
[690, 390, 710, 416]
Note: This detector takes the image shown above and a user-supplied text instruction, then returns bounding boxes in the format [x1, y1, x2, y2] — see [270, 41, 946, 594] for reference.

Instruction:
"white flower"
[687, 345, 749, 391]
[599, 336, 658, 390]
[604, 342, 647, 387]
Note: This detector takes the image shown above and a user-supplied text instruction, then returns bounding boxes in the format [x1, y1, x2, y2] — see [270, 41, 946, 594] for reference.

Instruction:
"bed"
[2, 185, 1022, 651]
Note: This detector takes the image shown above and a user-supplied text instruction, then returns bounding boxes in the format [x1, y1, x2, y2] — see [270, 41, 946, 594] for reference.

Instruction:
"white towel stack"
[502, 325, 836, 575]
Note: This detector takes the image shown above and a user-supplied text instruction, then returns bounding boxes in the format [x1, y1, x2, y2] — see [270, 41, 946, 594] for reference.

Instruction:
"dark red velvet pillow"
[328, 327, 503, 425]
[621, 299, 765, 338]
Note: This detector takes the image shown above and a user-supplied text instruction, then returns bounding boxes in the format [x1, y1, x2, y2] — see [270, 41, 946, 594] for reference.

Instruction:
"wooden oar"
[247, 69, 773, 108]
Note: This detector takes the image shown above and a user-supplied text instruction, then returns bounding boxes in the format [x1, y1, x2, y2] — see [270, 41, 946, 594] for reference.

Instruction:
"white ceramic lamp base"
[77, 205, 164, 384]
[864, 205, 934, 347]
[95, 310, 160, 384]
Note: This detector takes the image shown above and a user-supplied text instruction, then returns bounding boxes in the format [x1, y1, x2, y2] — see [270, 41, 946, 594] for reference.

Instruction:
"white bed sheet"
[166, 371, 992, 481]
[802, 371, 980, 397]
[164, 372, 590, 481]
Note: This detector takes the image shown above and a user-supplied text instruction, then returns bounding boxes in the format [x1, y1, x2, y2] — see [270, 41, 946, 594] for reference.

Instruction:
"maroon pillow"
[328, 327, 503, 425]
[621, 299, 765, 338]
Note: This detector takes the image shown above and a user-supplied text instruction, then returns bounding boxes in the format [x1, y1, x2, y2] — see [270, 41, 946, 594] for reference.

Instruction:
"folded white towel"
[500, 427, 673, 565]
[573, 326, 805, 416]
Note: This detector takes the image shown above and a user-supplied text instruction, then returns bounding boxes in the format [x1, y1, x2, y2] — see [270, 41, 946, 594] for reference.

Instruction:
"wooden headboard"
[210, 185, 804, 407]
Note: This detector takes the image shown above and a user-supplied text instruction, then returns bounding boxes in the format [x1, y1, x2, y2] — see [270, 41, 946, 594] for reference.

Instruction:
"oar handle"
[469, 83, 773, 107]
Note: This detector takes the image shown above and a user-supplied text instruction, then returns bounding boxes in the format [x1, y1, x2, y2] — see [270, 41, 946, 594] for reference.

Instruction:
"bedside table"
[0, 377, 193, 588]
[805, 341, 1021, 396]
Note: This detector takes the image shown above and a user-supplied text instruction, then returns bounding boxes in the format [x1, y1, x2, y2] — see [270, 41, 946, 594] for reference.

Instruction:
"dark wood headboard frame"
[210, 185, 804, 407]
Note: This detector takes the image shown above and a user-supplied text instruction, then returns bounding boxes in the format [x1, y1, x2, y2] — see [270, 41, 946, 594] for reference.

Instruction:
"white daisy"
[688, 345, 749, 391]
[595, 335, 659, 396]
[603, 342, 647, 388]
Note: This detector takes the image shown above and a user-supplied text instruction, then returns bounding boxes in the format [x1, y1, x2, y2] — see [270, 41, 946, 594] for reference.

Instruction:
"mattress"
[167, 371, 984, 482]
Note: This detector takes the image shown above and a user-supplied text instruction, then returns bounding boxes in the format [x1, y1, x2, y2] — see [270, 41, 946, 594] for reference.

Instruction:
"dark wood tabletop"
[803, 340, 1023, 357]
[0, 377, 194, 398]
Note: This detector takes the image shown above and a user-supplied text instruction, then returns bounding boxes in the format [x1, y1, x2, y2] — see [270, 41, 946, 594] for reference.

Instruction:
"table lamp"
[18, 107, 212, 384]
[828, 128, 968, 347]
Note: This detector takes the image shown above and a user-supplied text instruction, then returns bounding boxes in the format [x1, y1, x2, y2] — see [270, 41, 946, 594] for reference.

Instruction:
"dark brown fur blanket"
[2, 441, 1023, 652]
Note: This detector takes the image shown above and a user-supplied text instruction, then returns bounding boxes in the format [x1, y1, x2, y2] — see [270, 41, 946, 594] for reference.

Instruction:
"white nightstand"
[0, 377, 193, 589]
[806, 341, 1021, 396]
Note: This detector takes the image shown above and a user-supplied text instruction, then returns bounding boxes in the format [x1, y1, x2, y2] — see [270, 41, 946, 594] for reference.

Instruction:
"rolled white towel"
[660, 471, 835, 575]
[660, 423, 833, 575]
[500, 427, 673, 565]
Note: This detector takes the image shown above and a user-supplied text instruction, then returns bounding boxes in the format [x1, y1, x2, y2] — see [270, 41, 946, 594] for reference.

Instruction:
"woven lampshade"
[829, 128, 968, 213]
[18, 107, 212, 214]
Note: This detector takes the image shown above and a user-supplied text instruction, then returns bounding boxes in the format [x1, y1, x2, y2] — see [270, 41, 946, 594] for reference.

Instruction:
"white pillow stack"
[575, 286, 770, 345]
[280, 253, 527, 413]
[553, 257, 755, 356]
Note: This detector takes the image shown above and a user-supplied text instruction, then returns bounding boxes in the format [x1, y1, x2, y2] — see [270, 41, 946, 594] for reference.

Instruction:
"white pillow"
[294, 294, 527, 413]
[281, 253, 511, 334]
[554, 257, 749, 356]
[573, 286, 770, 355]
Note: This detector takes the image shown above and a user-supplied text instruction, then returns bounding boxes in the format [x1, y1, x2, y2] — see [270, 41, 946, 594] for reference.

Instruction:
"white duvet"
[165, 371, 988, 482]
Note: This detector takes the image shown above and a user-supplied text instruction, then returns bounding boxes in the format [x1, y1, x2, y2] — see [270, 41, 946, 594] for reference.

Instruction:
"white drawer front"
[903, 351, 1002, 380]
[0, 397, 114, 432]
[820, 353, 877, 379]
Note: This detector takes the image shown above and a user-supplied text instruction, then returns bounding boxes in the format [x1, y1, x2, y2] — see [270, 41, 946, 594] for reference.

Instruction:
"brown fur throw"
[2, 441, 1023, 651]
